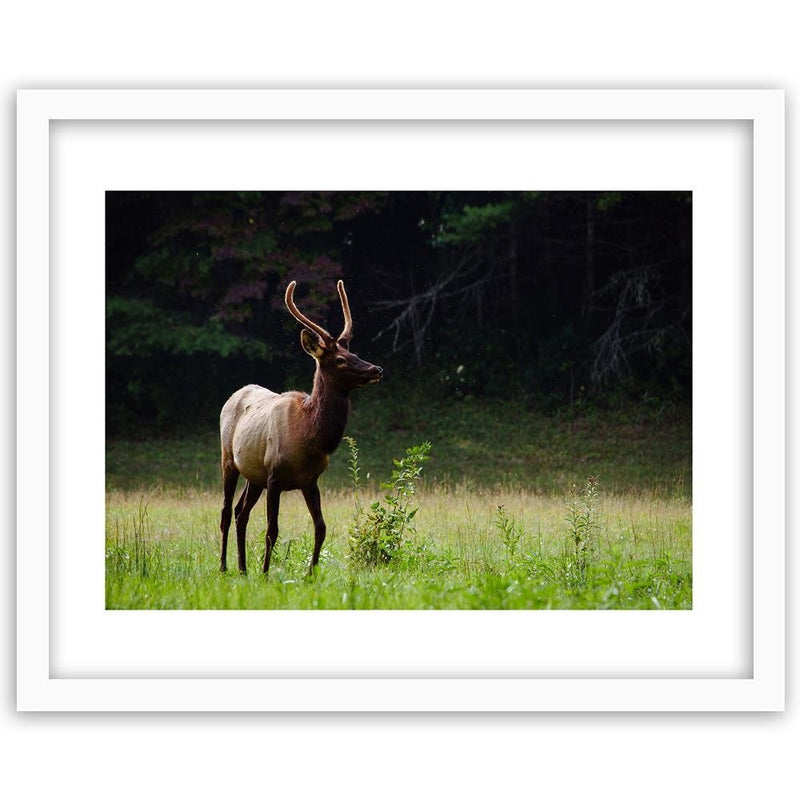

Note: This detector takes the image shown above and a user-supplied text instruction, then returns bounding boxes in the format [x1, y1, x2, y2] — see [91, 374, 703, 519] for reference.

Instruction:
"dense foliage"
[107, 191, 691, 434]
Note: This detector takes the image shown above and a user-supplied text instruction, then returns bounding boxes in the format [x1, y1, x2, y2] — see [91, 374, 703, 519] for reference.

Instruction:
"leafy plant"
[565, 475, 601, 585]
[343, 436, 363, 508]
[494, 504, 524, 560]
[347, 440, 432, 567]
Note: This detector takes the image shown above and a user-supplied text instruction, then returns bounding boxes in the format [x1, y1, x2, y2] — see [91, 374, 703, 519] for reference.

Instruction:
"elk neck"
[303, 366, 351, 454]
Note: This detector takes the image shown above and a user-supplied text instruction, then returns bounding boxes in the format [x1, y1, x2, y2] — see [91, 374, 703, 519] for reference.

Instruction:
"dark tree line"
[106, 190, 691, 434]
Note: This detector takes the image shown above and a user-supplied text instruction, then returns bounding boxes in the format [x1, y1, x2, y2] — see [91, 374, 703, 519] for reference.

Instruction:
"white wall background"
[2, 2, 795, 797]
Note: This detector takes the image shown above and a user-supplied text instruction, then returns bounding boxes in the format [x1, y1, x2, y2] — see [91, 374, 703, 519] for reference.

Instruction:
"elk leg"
[235, 481, 263, 574]
[233, 484, 249, 517]
[302, 483, 326, 574]
[219, 462, 240, 572]
[262, 479, 282, 575]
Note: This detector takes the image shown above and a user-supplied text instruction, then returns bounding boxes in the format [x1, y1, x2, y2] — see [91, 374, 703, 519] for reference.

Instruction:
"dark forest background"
[106, 191, 691, 435]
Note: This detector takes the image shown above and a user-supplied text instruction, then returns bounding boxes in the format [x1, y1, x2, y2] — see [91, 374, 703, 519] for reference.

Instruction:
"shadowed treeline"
[106, 190, 691, 435]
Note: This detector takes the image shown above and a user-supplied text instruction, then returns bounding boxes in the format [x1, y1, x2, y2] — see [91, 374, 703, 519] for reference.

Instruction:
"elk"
[219, 280, 383, 575]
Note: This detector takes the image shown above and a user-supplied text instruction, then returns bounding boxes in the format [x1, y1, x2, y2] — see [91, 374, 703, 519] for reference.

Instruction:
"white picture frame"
[17, 89, 784, 711]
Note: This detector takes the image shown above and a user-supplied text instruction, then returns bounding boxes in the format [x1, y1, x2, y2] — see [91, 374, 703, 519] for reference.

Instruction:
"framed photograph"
[17, 89, 784, 711]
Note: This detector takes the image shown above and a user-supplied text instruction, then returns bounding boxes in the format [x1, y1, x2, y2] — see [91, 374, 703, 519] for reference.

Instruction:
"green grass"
[107, 392, 691, 495]
[106, 396, 691, 610]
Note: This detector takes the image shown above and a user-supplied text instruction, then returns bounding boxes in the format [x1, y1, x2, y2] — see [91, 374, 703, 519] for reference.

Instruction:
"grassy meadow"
[106, 392, 692, 610]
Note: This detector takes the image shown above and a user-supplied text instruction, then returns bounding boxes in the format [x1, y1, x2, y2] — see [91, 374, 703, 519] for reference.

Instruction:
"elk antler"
[285, 281, 333, 342]
[337, 280, 353, 344]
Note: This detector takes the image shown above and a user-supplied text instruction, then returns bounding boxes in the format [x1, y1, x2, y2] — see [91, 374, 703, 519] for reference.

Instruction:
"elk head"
[285, 280, 383, 391]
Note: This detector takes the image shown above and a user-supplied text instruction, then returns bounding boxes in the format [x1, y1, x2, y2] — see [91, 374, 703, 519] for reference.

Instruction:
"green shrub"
[346, 439, 432, 567]
[494, 504, 524, 560]
[564, 475, 601, 585]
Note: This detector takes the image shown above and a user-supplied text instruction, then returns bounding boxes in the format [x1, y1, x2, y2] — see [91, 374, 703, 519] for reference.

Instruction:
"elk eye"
[336, 356, 347, 366]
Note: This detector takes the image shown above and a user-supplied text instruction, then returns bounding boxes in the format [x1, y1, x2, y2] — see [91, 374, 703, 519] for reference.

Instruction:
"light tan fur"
[220, 384, 329, 491]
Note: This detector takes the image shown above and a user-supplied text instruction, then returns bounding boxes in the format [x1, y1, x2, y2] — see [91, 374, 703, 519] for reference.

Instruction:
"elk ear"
[300, 328, 327, 359]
